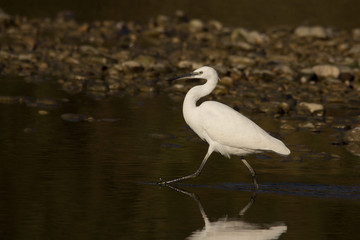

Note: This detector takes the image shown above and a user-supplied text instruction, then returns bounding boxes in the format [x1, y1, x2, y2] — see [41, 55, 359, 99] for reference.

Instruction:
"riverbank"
[1, 9, 360, 156]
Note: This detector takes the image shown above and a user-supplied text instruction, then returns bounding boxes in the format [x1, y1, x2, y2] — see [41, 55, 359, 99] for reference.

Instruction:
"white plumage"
[164, 66, 290, 189]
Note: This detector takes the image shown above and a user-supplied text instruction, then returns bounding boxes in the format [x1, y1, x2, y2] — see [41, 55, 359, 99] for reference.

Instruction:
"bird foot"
[157, 178, 167, 186]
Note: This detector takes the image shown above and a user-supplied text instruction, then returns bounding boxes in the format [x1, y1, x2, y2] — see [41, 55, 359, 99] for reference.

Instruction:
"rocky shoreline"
[1, 9, 360, 156]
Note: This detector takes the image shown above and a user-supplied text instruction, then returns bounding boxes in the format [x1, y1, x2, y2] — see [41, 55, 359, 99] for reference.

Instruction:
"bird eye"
[199, 71, 203, 74]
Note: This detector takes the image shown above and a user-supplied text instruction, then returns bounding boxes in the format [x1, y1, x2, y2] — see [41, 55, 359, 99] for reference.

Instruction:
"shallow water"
[1, 78, 360, 240]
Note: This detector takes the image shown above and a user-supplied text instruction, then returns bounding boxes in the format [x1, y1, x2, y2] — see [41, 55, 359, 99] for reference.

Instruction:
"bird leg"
[164, 149, 212, 185]
[241, 159, 259, 190]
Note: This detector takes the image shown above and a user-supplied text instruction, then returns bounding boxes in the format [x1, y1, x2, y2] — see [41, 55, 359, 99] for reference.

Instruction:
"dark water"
[2, 0, 360, 29]
[1, 77, 360, 240]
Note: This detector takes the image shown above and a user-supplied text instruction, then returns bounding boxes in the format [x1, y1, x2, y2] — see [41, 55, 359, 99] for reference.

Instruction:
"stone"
[61, 113, 89, 122]
[349, 44, 360, 55]
[229, 55, 255, 66]
[24, 128, 36, 133]
[312, 65, 340, 79]
[294, 26, 332, 38]
[0, 96, 19, 104]
[339, 66, 354, 81]
[86, 80, 108, 92]
[346, 143, 360, 157]
[121, 61, 144, 72]
[208, 20, 223, 31]
[299, 68, 316, 83]
[344, 127, 360, 142]
[231, 28, 268, 45]
[38, 110, 49, 115]
[298, 121, 316, 129]
[220, 76, 234, 87]
[352, 28, 360, 40]
[189, 19, 204, 32]
[177, 60, 202, 69]
[280, 122, 296, 131]
[297, 102, 324, 116]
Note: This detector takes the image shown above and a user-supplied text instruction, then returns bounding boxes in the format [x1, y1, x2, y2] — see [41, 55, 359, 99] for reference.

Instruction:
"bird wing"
[198, 101, 289, 154]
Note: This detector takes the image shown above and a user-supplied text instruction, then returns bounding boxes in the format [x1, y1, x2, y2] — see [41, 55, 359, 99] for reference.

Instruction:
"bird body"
[164, 66, 290, 189]
[189, 100, 290, 157]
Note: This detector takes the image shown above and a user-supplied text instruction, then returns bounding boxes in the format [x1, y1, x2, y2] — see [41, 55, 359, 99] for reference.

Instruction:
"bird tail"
[271, 138, 291, 155]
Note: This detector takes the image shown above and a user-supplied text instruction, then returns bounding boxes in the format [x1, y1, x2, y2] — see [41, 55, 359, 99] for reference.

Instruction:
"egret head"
[168, 66, 219, 82]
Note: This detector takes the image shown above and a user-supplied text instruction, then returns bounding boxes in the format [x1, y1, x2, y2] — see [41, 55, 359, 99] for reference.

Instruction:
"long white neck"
[183, 76, 218, 121]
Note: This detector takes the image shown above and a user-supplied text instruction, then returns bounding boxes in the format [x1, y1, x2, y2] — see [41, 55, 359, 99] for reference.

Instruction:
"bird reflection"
[166, 185, 287, 240]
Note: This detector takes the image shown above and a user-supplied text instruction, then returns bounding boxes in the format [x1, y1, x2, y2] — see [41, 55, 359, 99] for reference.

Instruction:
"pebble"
[346, 143, 360, 157]
[220, 76, 234, 87]
[298, 121, 316, 129]
[189, 19, 204, 32]
[297, 102, 324, 116]
[38, 110, 49, 115]
[344, 127, 360, 142]
[294, 26, 332, 38]
[352, 28, 360, 40]
[61, 113, 90, 122]
[312, 65, 340, 79]
[24, 128, 36, 133]
[231, 28, 268, 45]
[229, 56, 255, 66]
[121, 61, 144, 72]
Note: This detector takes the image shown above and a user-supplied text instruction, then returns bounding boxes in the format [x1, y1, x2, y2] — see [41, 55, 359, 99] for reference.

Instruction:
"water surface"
[1, 78, 360, 240]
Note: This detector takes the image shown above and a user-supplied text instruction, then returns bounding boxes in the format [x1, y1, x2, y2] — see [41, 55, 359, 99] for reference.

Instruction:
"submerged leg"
[164, 147, 213, 185]
[241, 159, 259, 190]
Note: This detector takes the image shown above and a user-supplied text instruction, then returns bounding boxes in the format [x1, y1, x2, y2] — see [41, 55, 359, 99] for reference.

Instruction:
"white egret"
[163, 66, 290, 189]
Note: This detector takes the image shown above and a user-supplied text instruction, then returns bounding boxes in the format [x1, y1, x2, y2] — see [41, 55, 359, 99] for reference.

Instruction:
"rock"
[189, 19, 204, 32]
[280, 122, 296, 131]
[312, 65, 340, 79]
[259, 102, 281, 114]
[231, 28, 268, 45]
[339, 66, 354, 81]
[220, 76, 234, 87]
[177, 60, 202, 69]
[61, 113, 90, 122]
[349, 44, 360, 55]
[139, 85, 155, 92]
[38, 110, 49, 115]
[213, 85, 228, 96]
[0, 96, 19, 104]
[121, 61, 144, 72]
[252, 69, 275, 81]
[86, 80, 108, 92]
[346, 143, 360, 157]
[297, 102, 324, 116]
[150, 62, 169, 72]
[135, 55, 155, 68]
[298, 121, 316, 129]
[352, 28, 360, 40]
[24, 128, 36, 133]
[344, 127, 360, 142]
[229, 55, 255, 66]
[299, 68, 316, 83]
[294, 26, 332, 38]
[208, 20, 223, 31]
[273, 64, 294, 76]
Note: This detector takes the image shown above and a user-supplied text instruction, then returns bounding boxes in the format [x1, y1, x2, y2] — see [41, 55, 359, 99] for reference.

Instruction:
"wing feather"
[198, 101, 289, 154]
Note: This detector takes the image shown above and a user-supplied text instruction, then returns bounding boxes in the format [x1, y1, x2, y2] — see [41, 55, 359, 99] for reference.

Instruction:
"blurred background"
[1, 1, 360, 240]
[2, 0, 360, 29]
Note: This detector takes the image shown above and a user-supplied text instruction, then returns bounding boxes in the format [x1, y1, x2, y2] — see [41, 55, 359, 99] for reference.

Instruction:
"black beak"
[167, 72, 200, 82]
